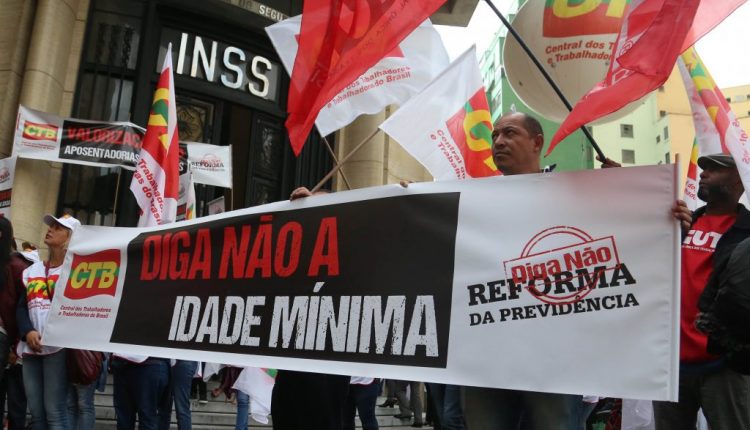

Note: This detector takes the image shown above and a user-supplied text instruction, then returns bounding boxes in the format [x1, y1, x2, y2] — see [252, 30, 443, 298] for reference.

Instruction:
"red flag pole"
[483, 0, 606, 162]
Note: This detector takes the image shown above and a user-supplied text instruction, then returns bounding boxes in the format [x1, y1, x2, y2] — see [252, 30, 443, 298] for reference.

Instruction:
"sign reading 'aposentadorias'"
[44, 165, 681, 401]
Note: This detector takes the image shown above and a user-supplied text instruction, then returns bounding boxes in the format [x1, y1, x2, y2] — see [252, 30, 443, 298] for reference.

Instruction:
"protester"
[110, 355, 169, 429]
[426, 383, 464, 430]
[211, 366, 241, 402]
[0, 220, 30, 430]
[0, 217, 29, 385]
[272, 368, 350, 430]
[68, 379, 96, 430]
[234, 387, 250, 430]
[159, 360, 199, 430]
[343, 377, 379, 430]
[265, 188, 353, 430]
[17, 214, 81, 430]
[653, 153, 750, 429]
[191, 363, 208, 404]
[378, 379, 398, 408]
[0, 349, 26, 430]
[392, 380, 424, 427]
[461, 112, 583, 429]
[21, 241, 40, 264]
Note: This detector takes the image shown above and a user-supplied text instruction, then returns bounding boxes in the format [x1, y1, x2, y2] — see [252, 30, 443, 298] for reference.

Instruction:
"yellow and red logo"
[445, 88, 500, 178]
[64, 249, 120, 300]
[22, 121, 59, 141]
[543, 0, 630, 37]
[26, 275, 59, 300]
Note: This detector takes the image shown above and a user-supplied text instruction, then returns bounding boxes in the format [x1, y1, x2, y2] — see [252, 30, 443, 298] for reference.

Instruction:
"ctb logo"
[23, 121, 59, 141]
[65, 249, 120, 300]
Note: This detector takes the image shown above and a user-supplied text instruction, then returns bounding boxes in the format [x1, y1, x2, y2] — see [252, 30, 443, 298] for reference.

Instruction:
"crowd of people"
[0, 111, 748, 430]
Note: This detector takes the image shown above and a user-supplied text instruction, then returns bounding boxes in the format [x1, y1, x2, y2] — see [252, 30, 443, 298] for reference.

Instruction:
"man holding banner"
[655, 154, 750, 430]
[460, 111, 582, 430]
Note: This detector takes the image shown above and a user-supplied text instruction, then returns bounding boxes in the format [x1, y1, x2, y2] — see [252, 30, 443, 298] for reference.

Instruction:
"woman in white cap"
[17, 214, 80, 430]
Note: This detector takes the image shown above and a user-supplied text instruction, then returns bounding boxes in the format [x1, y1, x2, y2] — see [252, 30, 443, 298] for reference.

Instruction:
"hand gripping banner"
[44, 165, 681, 401]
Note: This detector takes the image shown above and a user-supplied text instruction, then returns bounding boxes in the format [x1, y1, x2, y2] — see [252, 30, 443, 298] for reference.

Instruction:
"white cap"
[43, 214, 81, 232]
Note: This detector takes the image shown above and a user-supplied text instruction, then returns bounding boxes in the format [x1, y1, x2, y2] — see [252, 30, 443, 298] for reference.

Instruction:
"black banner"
[110, 193, 460, 368]
[59, 120, 143, 167]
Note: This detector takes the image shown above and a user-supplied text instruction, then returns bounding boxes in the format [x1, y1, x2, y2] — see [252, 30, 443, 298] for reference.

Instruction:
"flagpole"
[310, 128, 380, 193]
[111, 168, 122, 226]
[321, 136, 353, 190]
[483, 0, 606, 162]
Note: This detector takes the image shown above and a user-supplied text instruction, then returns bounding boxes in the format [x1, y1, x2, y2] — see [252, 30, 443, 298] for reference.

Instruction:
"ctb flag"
[267, 16, 449, 138]
[380, 47, 500, 180]
[130, 43, 180, 227]
[548, 0, 745, 154]
[677, 53, 721, 210]
[285, 0, 446, 155]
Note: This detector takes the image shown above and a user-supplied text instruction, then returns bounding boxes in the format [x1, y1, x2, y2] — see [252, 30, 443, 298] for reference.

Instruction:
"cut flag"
[680, 46, 750, 205]
[285, 0, 446, 155]
[267, 16, 449, 138]
[130, 43, 180, 227]
[380, 46, 500, 180]
[548, 0, 746, 155]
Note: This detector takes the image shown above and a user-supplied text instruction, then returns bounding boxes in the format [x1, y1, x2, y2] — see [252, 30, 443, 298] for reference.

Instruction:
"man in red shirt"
[656, 153, 750, 429]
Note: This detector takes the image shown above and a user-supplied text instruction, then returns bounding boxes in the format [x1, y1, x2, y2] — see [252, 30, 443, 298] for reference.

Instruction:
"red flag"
[286, 0, 447, 155]
[547, 0, 744, 155]
[130, 44, 180, 227]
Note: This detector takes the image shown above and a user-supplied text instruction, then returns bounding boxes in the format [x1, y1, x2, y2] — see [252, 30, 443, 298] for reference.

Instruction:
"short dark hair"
[519, 113, 543, 138]
[496, 112, 544, 138]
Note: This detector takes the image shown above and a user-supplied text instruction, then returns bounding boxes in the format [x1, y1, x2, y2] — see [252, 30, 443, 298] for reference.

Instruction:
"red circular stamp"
[502, 226, 620, 305]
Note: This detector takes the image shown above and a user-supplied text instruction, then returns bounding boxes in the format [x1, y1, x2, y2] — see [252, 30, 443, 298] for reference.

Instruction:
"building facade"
[0, 0, 476, 248]
[591, 93, 672, 168]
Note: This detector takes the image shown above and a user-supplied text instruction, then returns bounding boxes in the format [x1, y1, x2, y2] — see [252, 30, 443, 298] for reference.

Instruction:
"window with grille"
[620, 124, 634, 138]
[622, 149, 635, 164]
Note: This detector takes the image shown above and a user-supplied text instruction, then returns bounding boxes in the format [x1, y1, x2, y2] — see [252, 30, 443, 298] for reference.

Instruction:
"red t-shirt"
[680, 214, 736, 362]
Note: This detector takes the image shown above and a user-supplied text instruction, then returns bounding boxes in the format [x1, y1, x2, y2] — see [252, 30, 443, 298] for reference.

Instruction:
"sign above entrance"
[230, 0, 289, 22]
[160, 29, 281, 103]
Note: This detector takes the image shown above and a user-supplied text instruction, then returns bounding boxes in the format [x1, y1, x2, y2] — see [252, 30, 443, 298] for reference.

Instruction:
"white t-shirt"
[19, 262, 62, 356]
[350, 376, 375, 385]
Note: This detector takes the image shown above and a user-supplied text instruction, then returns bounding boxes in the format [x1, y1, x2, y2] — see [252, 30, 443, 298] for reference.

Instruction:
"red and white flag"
[380, 47, 500, 180]
[130, 44, 180, 227]
[267, 16, 448, 138]
[285, 0, 446, 155]
[548, 0, 745, 154]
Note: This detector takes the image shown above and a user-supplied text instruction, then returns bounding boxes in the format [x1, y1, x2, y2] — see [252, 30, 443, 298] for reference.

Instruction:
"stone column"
[334, 107, 432, 191]
[335, 112, 387, 191]
[0, 0, 35, 157]
[13, 0, 80, 246]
